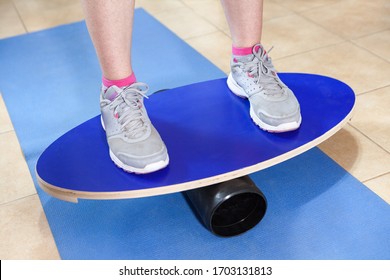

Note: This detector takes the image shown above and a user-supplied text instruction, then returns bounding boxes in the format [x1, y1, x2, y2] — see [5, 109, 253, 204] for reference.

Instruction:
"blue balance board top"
[36, 73, 355, 202]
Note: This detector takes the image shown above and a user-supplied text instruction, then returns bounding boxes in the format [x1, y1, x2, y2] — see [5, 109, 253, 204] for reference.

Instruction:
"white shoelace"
[240, 45, 283, 96]
[109, 83, 150, 139]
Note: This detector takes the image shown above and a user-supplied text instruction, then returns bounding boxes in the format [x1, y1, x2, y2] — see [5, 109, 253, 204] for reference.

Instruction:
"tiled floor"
[0, 0, 389, 259]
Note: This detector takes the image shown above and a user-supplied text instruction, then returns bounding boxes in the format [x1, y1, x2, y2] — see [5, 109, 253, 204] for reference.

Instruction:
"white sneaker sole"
[227, 73, 301, 133]
[101, 116, 169, 174]
[109, 150, 169, 174]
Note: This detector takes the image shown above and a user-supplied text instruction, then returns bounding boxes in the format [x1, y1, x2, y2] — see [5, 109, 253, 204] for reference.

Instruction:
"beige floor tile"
[319, 125, 390, 182]
[186, 31, 231, 73]
[0, 0, 26, 39]
[13, 0, 84, 32]
[0, 131, 37, 205]
[275, 42, 390, 95]
[181, 0, 230, 34]
[272, 0, 339, 13]
[153, 6, 218, 40]
[353, 30, 390, 62]
[364, 173, 390, 205]
[182, 0, 292, 35]
[0, 195, 60, 259]
[263, 0, 294, 21]
[136, 0, 185, 15]
[302, 0, 390, 39]
[262, 14, 343, 59]
[350, 86, 390, 153]
[0, 95, 14, 133]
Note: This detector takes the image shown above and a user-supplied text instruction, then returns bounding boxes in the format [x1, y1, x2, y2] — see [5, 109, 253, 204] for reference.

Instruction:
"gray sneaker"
[227, 44, 301, 132]
[100, 82, 169, 174]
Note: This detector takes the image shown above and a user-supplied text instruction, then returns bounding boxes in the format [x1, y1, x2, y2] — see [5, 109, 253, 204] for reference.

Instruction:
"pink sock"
[232, 44, 262, 56]
[102, 72, 137, 88]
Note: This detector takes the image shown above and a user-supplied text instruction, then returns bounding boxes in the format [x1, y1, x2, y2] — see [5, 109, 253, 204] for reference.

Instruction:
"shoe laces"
[107, 83, 150, 139]
[240, 44, 284, 96]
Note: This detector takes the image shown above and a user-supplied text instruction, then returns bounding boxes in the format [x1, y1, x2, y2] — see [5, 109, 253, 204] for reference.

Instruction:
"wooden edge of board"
[36, 106, 355, 203]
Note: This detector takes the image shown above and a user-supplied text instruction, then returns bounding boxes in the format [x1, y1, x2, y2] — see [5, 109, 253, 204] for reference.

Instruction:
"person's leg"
[221, 0, 301, 132]
[81, 0, 134, 81]
[81, 0, 169, 173]
[220, 0, 263, 48]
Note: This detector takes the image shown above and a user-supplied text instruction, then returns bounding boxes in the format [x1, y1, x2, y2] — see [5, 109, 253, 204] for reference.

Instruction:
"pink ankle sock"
[232, 44, 262, 56]
[102, 72, 136, 88]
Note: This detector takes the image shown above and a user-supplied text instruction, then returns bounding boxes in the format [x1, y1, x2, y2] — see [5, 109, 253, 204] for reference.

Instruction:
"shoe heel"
[100, 115, 106, 131]
[227, 73, 248, 99]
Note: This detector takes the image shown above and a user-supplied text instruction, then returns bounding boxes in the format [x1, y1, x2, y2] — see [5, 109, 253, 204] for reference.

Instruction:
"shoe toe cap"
[108, 127, 168, 169]
[252, 89, 300, 118]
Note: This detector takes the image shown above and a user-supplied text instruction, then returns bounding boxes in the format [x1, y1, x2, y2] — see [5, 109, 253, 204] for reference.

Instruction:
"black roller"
[185, 176, 267, 237]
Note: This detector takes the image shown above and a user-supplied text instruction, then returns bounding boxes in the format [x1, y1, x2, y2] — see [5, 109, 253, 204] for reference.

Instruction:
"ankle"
[102, 72, 137, 89]
[232, 43, 262, 56]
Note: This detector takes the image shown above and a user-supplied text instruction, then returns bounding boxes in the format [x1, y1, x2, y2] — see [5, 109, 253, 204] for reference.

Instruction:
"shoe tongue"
[103, 86, 121, 101]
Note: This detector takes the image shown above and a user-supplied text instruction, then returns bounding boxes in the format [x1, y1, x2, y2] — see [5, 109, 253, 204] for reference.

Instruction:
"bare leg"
[220, 0, 264, 47]
[222, 0, 301, 132]
[81, 0, 135, 80]
[81, 1, 169, 174]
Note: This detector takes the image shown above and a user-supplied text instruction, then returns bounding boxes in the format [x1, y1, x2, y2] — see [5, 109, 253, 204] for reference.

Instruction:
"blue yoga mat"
[1, 9, 389, 259]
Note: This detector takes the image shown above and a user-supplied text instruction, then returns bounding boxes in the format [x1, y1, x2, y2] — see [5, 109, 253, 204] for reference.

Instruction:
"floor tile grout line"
[184, 30, 227, 42]
[182, 34, 229, 74]
[179, 0, 231, 37]
[348, 38, 390, 64]
[362, 171, 390, 184]
[179, 1, 302, 42]
[272, 38, 390, 89]
[348, 123, 390, 155]
[291, 0, 368, 40]
[287, 1, 340, 15]
[0, 128, 15, 136]
[261, 9, 352, 61]
[0, 193, 38, 208]
[220, 29, 231, 39]
[298, 9, 390, 57]
[293, 8, 347, 42]
[148, 3, 232, 49]
[149, 5, 223, 42]
[273, 40, 348, 62]
[11, 0, 29, 34]
[349, 27, 390, 40]
[296, 5, 390, 60]
[356, 85, 390, 97]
